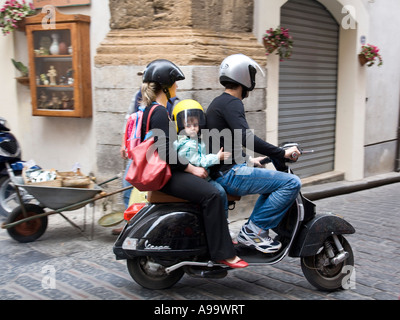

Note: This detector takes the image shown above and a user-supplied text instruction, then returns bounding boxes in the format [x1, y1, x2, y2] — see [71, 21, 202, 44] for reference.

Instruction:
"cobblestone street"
[0, 183, 399, 301]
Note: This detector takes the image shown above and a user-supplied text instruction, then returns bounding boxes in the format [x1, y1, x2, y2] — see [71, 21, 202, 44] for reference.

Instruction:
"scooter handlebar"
[259, 157, 272, 165]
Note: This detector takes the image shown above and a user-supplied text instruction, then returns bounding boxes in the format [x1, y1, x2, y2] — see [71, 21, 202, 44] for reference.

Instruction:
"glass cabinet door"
[25, 11, 92, 118]
[32, 28, 75, 112]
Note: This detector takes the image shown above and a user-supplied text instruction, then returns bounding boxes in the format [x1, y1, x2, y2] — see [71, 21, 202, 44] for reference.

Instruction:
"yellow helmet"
[172, 99, 206, 134]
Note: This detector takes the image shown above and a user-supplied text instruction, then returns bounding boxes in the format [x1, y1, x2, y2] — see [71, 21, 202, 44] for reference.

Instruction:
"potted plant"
[0, 0, 35, 36]
[359, 44, 383, 67]
[12, 58, 29, 85]
[263, 26, 294, 62]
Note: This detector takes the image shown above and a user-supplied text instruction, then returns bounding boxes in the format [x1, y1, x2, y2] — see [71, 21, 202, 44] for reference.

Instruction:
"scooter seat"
[147, 191, 241, 203]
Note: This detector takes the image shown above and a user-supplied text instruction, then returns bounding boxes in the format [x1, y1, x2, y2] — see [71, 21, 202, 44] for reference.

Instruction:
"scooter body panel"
[0, 131, 21, 164]
[289, 214, 355, 257]
[113, 204, 208, 260]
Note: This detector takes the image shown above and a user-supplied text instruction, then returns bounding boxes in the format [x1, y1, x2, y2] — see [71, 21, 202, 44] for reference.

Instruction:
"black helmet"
[142, 59, 185, 88]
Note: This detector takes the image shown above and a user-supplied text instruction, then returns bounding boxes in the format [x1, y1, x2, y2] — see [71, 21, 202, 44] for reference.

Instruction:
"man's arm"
[224, 99, 285, 159]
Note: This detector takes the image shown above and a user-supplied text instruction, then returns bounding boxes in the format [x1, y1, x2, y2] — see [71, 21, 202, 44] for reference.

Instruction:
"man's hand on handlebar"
[284, 146, 301, 162]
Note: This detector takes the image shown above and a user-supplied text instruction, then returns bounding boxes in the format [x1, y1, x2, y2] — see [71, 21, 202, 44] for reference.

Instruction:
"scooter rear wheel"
[301, 235, 354, 292]
[127, 256, 184, 290]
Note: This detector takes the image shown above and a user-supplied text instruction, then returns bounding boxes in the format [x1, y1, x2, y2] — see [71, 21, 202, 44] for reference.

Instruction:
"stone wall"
[94, 64, 266, 214]
[109, 0, 253, 32]
[94, 65, 267, 178]
[95, 28, 266, 66]
[103, 0, 258, 66]
[94, 0, 267, 211]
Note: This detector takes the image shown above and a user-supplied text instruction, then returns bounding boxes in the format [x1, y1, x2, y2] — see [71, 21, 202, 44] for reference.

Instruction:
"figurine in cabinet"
[59, 41, 68, 55]
[61, 92, 70, 109]
[66, 68, 74, 85]
[59, 76, 66, 85]
[39, 36, 51, 54]
[39, 47, 50, 55]
[48, 93, 62, 109]
[38, 91, 48, 109]
[40, 74, 49, 85]
[49, 34, 60, 55]
[47, 66, 57, 85]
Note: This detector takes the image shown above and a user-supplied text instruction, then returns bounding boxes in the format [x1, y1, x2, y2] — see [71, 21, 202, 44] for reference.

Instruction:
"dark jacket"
[206, 93, 285, 175]
[140, 103, 188, 171]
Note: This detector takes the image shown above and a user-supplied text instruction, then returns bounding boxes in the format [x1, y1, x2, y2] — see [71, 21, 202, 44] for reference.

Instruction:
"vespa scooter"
[113, 143, 355, 291]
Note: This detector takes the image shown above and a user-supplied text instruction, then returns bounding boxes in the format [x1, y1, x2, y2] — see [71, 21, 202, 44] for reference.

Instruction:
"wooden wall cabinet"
[25, 10, 92, 118]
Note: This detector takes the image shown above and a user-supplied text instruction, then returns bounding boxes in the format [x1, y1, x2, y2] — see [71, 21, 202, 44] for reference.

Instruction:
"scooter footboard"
[290, 214, 355, 257]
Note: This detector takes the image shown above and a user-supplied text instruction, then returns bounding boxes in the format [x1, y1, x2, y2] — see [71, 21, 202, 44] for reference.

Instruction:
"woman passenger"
[138, 59, 247, 268]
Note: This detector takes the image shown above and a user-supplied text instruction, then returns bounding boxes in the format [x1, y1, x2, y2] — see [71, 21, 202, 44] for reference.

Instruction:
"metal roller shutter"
[278, 0, 339, 178]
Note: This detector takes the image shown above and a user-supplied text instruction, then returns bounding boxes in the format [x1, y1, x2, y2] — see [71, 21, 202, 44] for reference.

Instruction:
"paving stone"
[0, 183, 399, 300]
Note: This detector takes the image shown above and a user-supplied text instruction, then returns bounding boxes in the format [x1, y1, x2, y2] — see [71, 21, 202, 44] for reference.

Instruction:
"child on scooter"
[172, 100, 231, 219]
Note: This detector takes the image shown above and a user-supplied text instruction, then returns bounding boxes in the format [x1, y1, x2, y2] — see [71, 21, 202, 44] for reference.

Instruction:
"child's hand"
[217, 147, 231, 161]
[185, 164, 208, 179]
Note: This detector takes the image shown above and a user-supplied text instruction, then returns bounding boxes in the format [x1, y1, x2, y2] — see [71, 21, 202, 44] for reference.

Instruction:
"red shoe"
[219, 258, 248, 269]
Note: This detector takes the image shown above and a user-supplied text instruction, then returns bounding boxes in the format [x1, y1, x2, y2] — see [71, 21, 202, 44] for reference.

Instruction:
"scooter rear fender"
[290, 214, 355, 257]
[113, 203, 207, 260]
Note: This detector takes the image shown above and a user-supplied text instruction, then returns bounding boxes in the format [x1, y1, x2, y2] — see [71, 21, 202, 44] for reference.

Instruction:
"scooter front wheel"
[127, 256, 184, 290]
[301, 235, 354, 292]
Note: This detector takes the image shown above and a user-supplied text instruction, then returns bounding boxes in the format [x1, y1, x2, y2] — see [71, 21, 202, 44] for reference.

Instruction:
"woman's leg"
[208, 179, 229, 218]
[161, 171, 236, 261]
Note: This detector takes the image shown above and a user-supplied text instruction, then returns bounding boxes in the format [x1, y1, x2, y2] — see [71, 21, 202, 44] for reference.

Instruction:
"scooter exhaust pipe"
[165, 261, 224, 274]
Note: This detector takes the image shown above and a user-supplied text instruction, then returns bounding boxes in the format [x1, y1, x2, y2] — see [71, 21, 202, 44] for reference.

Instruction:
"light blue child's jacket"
[173, 135, 219, 172]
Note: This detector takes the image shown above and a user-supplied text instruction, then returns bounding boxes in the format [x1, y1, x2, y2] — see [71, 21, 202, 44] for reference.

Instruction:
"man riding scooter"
[206, 53, 302, 254]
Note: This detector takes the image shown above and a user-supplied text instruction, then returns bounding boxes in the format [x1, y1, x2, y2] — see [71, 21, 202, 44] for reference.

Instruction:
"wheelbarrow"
[1, 176, 132, 243]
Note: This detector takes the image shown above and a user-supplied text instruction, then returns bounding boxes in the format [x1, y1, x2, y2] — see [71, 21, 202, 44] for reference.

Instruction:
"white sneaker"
[237, 224, 282, 253]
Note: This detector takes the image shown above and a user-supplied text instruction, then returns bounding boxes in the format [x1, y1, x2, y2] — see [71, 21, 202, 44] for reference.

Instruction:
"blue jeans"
[123, 159, 133, 208]
[216, 163, 301, 230]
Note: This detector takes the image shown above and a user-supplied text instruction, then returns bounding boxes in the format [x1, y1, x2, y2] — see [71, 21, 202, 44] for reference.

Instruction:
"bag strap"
[145, 104, 160, 134]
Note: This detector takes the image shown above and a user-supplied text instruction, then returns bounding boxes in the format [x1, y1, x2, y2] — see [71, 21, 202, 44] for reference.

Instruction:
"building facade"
[1, 0, 399, 190]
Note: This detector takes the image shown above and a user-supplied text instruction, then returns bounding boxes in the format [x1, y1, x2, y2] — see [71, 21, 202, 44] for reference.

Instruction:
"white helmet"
[219, 54, 265, 92]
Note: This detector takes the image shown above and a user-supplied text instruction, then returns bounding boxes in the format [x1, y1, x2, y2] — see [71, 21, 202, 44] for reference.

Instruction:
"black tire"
[301, 235, 354, 292]
[6, 204, 48, 243]
[127, 256, 184, 290]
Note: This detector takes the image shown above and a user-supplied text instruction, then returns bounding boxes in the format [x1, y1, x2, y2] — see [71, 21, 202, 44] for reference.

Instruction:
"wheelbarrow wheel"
[6, 204, 48, 243]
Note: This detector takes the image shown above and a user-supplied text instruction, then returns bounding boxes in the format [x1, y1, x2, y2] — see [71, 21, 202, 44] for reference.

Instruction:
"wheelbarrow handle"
[97, 173, 123, 187]
[1, 185, 133, 230]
